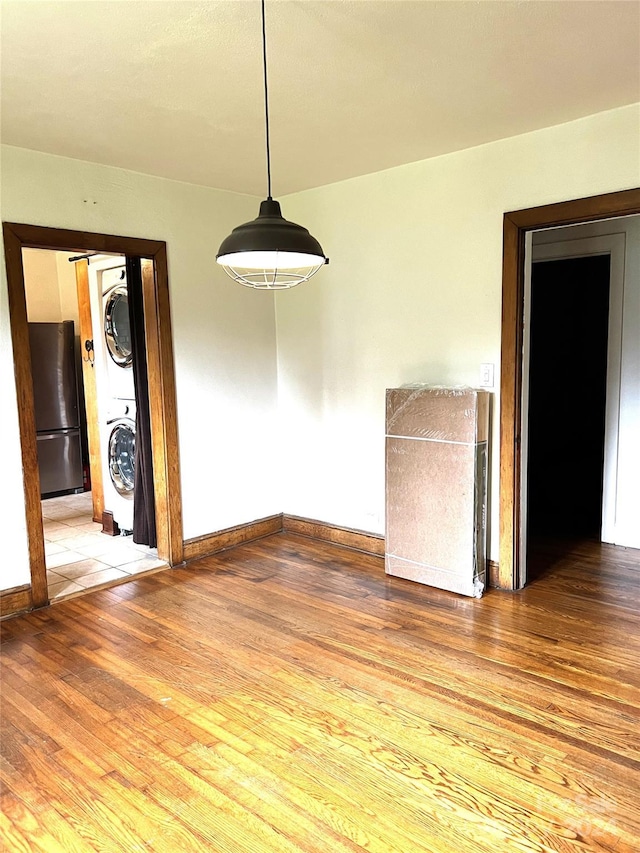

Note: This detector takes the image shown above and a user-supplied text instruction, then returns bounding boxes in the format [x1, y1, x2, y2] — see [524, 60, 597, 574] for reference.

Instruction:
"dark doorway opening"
[526, 254, 611, 579]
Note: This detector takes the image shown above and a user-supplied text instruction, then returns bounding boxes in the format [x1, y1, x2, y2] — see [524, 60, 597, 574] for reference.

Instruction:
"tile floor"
[43, 492, 166, 601]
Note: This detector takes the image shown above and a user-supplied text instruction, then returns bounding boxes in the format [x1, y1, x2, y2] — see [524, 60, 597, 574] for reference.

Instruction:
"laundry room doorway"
[4, 223, 183, 609]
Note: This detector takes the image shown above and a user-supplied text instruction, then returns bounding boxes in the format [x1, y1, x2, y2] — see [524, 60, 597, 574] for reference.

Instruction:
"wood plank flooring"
[1, 533, 639, 852]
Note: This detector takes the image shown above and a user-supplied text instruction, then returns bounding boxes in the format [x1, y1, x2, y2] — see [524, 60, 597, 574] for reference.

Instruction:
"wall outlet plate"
[479, 363, 494, 388]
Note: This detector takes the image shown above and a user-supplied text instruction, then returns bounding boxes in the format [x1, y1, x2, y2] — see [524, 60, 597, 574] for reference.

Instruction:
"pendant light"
[216, 0, 328, 290]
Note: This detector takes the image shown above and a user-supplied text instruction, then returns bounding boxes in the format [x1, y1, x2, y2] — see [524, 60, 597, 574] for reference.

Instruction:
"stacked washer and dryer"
[89, 257, 137, 533]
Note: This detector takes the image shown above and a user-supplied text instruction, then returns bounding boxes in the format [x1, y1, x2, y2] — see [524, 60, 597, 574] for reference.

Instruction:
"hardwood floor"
[1, 533, 639, 852]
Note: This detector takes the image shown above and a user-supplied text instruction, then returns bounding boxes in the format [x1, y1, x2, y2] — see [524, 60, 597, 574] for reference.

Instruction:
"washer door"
[104, 284, 132, 366]
[109, 420, 136, 495]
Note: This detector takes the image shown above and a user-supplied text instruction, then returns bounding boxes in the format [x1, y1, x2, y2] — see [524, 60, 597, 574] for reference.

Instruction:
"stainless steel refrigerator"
[29, 321, 84, 496]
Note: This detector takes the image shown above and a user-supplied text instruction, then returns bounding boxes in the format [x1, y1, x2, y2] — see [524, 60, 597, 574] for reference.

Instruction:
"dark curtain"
[126, 257, 157, 547]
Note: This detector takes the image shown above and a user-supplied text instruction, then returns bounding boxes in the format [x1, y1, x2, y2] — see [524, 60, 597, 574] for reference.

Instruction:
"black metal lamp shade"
[217, 199, 329, 289]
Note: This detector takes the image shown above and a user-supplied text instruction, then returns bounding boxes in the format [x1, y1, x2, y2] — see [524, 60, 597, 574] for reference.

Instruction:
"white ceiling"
[1, 1, 638, 197]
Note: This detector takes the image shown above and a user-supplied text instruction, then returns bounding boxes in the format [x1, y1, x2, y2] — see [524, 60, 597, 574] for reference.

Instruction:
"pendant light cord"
[261, 0, 272, 200]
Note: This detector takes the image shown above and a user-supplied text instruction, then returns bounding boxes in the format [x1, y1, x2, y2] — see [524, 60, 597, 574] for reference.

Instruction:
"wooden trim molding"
[75, 258, 104, 522]
[141, 256, 183, 565]
[499, 188, 640, 590]
[0, 585, 33, 619]
[499, 214, 525, 591]
[283, 514, 385, 557]
[2, 222, 183, 608]
[183, 514, 284, 561]
[3, 224, 49, 608]
[184, 514, 385, 563]
[3, 223, 166, 257]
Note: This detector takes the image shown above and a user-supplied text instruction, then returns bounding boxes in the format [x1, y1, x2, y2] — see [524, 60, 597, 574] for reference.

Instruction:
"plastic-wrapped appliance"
[385, 385, 490, 598]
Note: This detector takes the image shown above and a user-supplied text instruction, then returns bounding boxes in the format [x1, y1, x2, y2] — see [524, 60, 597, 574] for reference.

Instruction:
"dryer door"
[109, 420, 136, 495]
[104, 284, 132, 366]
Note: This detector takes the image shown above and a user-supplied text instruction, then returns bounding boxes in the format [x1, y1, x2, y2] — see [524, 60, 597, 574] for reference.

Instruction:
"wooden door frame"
[3, 222, 183, 609]
[499, 188, 640, 590]
[74, 258, 105, 523]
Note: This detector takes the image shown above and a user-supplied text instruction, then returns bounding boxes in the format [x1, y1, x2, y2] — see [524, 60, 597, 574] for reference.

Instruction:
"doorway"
[23, 249, 166, 600]
[4, 223, 183, 611]
[498, 188, 640, 590]
[525, 255, 610, 579]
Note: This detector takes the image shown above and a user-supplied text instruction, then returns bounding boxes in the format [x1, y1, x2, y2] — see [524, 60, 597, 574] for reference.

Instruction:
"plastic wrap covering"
[385, 386, 489, 598]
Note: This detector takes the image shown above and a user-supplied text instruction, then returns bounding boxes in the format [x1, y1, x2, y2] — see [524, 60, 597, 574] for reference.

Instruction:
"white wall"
[1, 145, 279, 589]
[23, 248, 80, 328]
[23, 249, 62, 321]
[275, 104, 640, 561]
[532, 216, 640, 549]
[55, 252, 81, 330]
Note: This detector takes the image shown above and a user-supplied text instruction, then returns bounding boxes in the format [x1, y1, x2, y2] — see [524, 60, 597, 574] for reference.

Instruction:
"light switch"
[479, 363, 494, 388]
